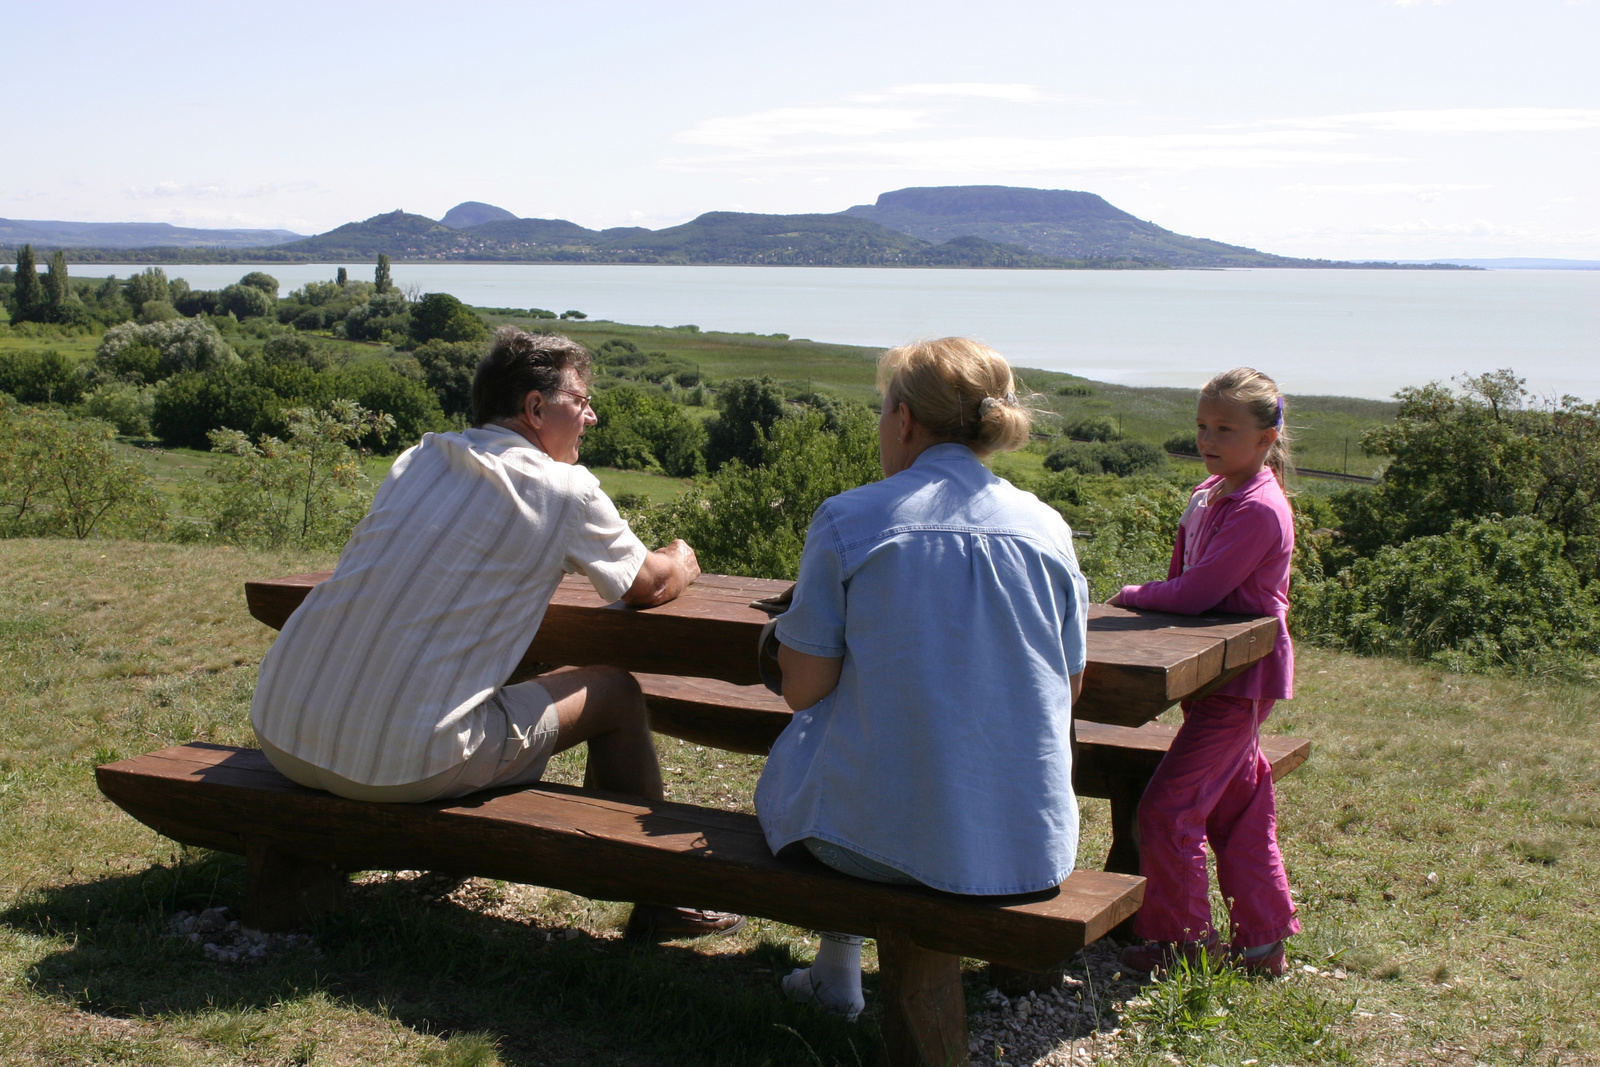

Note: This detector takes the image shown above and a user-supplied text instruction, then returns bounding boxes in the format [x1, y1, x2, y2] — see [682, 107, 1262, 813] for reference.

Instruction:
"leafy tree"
[7, 245, 45, 324]
[219, 282, 276, 320]
[84, 382, 157, 436]
[152, 368, 285, 448]
[584, 385, 706, 476]
[413, 339, 483, 419]
[42, 251, 86, 324]
[705, 376, 788, 470]
[374, 254, 393, 294]
[330, 364, 446, 451]
[181, 400, 393, 550]
[409, 292, 488, 344]
[336, 267, 348, 287]
[95, 318, 239, 381]
[0, 349, 86, 404]
[0, 398, 167, 539]
[261, 334, 332, 371]
[238, 271, 279, 295]
[125, 266, 171, 312]
[637, 408, 879, 578]
[342, 291, 410, 341]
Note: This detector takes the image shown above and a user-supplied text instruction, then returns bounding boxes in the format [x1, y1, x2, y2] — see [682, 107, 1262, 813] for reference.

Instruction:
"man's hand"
[621, 539, 700, 608]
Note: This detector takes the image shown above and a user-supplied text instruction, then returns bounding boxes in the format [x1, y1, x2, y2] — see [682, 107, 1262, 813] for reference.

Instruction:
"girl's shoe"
[1119, 934, 1220, 976]
[781, 967, 864, 1022]
[1229, 940, 1287, 978]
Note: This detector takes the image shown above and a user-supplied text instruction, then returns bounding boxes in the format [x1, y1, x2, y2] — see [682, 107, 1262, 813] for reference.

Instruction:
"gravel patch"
[163, 906, 316, 964]
[966, 939, 1148, 1066]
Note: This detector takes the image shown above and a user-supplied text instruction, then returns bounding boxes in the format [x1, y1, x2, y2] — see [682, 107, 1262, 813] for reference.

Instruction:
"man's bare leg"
[532, 665, 744, 941]
[536, 666, 663, 799]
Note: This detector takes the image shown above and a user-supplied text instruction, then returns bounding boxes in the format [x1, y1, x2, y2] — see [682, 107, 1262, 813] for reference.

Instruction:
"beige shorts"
[257, 680, 563, 804]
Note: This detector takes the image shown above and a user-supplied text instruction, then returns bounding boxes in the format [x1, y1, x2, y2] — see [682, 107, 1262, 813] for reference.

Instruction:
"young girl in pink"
[1111, 367, 1299, 977]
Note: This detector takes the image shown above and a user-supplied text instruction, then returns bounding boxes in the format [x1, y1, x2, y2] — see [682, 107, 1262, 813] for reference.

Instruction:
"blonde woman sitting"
[756, 338, 1090, 1018]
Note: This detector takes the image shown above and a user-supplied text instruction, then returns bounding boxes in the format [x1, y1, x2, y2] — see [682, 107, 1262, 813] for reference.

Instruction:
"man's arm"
[620, 539, 701, 608]
[777, 643, 843, 712]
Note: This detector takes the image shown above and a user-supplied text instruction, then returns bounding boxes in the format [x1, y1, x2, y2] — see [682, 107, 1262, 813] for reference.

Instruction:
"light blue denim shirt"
[755, 443, 1089, 895]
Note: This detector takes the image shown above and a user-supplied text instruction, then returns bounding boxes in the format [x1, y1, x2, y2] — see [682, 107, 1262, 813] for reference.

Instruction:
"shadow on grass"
[3, 851, 875, 1067]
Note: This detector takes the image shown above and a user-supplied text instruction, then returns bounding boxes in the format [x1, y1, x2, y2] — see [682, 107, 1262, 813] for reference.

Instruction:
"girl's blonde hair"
[1201, 366, 1295, 487]
[876, 337, 1032, 457]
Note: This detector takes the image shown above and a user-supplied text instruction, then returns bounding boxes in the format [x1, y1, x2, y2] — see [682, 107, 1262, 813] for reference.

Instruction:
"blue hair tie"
[1275, 396, 1284, 428]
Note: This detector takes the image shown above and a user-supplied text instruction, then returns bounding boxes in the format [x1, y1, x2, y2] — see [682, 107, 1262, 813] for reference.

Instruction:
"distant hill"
[74, 207, 1148, 268]
[439, 201, 518, 229]
[37, 186, 1474, 268]
[0, 218, 303, 250]
[1398, 257, 1600, 270]
[842, 186, 1337, 268]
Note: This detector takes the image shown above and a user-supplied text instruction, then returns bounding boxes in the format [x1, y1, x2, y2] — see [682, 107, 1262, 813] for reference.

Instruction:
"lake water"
[96, 263, 1600, 401]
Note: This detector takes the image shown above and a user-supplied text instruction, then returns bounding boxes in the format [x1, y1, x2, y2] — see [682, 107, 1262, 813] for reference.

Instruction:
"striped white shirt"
[251, 425, 647, 786]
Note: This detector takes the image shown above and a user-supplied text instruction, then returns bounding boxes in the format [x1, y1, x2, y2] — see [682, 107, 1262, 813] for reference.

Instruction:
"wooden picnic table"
[245, 570, 1279, 728]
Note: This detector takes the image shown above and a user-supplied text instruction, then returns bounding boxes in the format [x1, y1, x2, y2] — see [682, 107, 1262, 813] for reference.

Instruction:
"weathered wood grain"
[96, 744, 1144, 974]
[244, 572, 1279, 725]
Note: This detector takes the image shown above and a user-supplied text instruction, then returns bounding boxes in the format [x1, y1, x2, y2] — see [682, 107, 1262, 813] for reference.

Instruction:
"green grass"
[3, 538, 1599, 1064]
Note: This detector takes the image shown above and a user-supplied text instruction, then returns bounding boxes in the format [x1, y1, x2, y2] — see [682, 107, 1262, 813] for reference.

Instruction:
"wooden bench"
[638, 674, 1312, 877]
[97, 743, 1144, 1067]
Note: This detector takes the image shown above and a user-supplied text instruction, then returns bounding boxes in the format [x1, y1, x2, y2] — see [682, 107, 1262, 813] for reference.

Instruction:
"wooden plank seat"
[96, 743, 1144, 1067]
[636, 674, 1312, 876]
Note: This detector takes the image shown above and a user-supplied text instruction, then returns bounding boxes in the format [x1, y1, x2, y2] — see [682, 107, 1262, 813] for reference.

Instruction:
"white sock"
[782, 932, 864, 1018]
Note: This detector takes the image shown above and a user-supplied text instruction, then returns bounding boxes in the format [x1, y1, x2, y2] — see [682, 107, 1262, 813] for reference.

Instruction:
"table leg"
[243, 839, 346, 932]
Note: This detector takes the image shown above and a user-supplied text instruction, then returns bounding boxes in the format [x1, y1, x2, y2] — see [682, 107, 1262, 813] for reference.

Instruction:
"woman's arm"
[777, 643, 843, 712]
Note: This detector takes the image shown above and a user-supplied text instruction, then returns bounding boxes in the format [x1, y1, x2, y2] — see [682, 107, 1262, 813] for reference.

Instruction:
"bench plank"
[97, 744, 1143, 974]
[244, 572, 1280, 726]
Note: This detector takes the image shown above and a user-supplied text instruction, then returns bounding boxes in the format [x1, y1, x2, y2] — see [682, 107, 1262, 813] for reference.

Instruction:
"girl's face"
[1195, 394, 1276, 492]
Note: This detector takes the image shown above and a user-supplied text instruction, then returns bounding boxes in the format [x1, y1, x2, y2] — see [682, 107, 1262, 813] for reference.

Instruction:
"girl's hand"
[1107, 590, 1125, 607]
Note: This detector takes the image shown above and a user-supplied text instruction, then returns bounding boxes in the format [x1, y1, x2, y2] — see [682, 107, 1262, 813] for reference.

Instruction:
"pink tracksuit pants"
[1133, 694, 1301, 948]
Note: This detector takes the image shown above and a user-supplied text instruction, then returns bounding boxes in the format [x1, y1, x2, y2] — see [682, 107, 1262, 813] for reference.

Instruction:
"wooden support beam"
[875, 926, 968, 1067]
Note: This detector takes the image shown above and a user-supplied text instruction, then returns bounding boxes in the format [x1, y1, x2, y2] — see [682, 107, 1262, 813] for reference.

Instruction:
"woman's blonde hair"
[876, 337, 1032, 457]
[1201, 366, 1295, 487]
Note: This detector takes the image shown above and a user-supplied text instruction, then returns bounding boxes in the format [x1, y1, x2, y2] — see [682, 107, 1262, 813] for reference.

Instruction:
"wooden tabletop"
[245, 571, 1278, 728]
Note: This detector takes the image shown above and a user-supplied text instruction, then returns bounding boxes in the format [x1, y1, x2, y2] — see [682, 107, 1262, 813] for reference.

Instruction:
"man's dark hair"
[471, 326, 593, 426]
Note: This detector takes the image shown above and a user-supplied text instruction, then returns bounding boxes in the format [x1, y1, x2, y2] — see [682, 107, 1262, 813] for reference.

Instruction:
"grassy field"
[2, 539, 1596, 1065]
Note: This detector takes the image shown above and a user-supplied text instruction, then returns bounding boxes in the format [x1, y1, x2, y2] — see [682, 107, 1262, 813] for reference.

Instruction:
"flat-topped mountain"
[843, 186, 1319, 268]
[30, 187, 1462, 268]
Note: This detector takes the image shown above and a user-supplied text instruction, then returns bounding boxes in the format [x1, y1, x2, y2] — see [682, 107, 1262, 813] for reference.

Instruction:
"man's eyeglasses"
[552, 387, 593, 412]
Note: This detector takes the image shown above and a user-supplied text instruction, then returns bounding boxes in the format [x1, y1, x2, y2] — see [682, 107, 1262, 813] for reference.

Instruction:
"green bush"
[330, 365, 447, 452]
[706, 377, 788, 471]
[1295, 515, 1600, 676]
[409, 293, 488, 345]
[414, 339, 484, 419]
[342, 292, 411, 342]
[1163, 430, 1198, 455]
[636, 408, 880, 579]
[95, 318, 239, 382]
[0, 398, 167, 539]
[1045, 439, 1166, 477]
[1072, 480, 1189, 599]
[584, 386, 706, 477]
[153, 369, 286, 449]
[180, 402, 392, 550]
[219, 283, 276, 321]
[0, 349, 85, 405]
[1065, 415, 1120, 442]
[83, 382, 156, 437]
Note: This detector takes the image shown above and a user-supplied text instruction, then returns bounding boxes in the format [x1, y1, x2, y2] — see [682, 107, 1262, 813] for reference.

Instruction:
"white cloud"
[1254, 108, 1600, 133]
[664, 129, 1372, 176]
[886, 82, 1045, 102]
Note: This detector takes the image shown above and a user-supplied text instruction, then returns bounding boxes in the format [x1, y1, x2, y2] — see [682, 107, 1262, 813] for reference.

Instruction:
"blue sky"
[5, 0, 1596, 259]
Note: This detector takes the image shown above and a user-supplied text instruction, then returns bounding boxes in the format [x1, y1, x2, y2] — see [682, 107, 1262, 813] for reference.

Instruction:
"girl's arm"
[1116, 501, 1281, 615]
